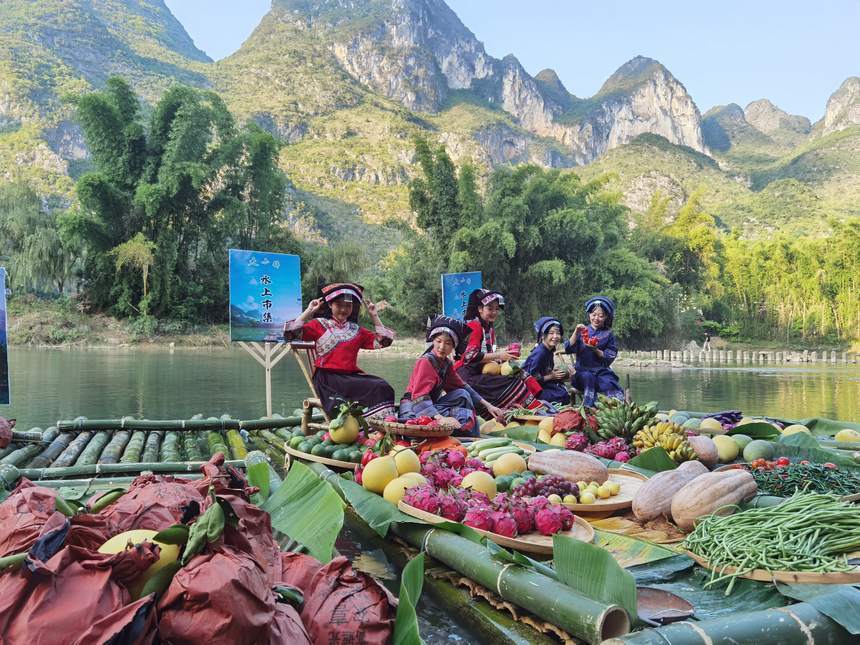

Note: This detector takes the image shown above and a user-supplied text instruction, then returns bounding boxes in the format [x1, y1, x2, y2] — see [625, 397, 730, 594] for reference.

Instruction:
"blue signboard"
[0, 268, 9, 404]
[441, 271, 482, 320]
[229, 250, 301, 342]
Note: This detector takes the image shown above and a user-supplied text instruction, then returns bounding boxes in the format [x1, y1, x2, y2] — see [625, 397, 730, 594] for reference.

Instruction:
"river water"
[4, 347, 859, 428]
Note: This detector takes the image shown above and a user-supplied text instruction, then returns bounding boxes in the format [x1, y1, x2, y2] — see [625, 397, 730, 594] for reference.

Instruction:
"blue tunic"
[563, 326, 623, 407]
[522, 343, 570, 404]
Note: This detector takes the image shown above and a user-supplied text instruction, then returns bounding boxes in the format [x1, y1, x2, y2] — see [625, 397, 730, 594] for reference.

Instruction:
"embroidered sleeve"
[374, 323, 394, 348]
[284, 318, 322, 342]
[461, 320, 485, 364]
[602, 332, 618, 365]
[358, 326, 393, 350]
[409, 358, 440, 399]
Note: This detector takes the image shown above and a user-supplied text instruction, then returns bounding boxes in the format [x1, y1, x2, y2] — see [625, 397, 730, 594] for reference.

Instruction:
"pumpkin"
[631, 460, 708, 521]
[671, 470, 757, 531]
[686, 435, 718, 468]
[527, 450, 608, 484]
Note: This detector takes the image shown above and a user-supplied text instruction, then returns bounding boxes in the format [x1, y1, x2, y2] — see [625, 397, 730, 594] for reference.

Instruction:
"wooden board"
[285, 445, 358, 471]
[687, 551, 860, 584]
[562, 470, 645, 513]
[398, 501, 594, 555]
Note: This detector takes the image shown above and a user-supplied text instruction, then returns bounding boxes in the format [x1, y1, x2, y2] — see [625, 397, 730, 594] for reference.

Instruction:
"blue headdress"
[585, 296, 615, 328]
[426, 315, 471, 356]
[533, 316, 563, 342]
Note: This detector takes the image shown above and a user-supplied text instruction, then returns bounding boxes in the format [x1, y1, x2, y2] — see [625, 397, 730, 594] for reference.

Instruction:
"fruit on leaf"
[782, 424, 811, 436]
[835, 428, 860, 443]
[98, 529, 180, 598]
[329, 414, 360, 444]
[383, 476, 414, 504]
[731, 434, 753, 452]
[538, 417, 554, 435]
[362, 455, 399, 493]
[743, 440, 775, 463]
[391, 447, 420, 475]
[549, 432, 567, 447]
[713, 435, 739, 462]
[632, 422, 696, 463]
[492, 452, 527, 476]
[460, 470, 497, 497]
[698, 417, 725, 433]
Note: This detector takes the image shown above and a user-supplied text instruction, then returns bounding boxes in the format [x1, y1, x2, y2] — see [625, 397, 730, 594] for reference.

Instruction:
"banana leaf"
[728, 422, 780, 439]
[592, 530, 679, 568]
[771, 433, 859, 470]
[337, 477, 426, 538]
[627, 447, 677, 472]
[782, 416, 860, 435]
[553, 534, 638, 621]
[626, 554, 695, 585]
[393, 553, 425, 645]
[487, 426, 539, 442]
[776, 583, 860, 634]
[261, 461, 344, 563]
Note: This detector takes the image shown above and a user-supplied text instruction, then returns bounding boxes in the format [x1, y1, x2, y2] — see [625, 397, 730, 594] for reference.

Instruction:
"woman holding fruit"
[455, 289, 543, 411]
[522, 317, 571, 405]
[564, 296, 624, 408]
[283, 282, 396, 419]
[400, 315, 506, 436]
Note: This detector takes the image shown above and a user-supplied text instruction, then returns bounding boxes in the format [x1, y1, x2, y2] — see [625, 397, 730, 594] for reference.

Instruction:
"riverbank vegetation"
[0, 78, 857, 348]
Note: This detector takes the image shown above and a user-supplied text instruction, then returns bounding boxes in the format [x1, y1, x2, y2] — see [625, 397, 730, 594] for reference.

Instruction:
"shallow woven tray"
[367, 417, 455, 438]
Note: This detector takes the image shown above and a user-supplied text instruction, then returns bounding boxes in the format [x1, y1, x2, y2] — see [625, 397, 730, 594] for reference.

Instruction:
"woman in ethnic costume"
[454, 289, 542, 410]
[563, 296, 624, 408]
[400, 316, 506, 437]
[522, 317, 571, 405]
[283, 283, 396, 419]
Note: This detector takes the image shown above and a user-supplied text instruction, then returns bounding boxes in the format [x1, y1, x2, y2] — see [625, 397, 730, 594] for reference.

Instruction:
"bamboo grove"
[0, 78, 857, 345]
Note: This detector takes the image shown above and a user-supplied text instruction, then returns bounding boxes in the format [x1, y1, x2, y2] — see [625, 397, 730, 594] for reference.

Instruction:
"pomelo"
[835, 429, 860, 443]
[500, 362, 514, 376]
[669, 414, 689, 426]
[698, 417, 725, 433]
[98, 529, 180, 598]
[460, 470, 497, 497]
[330, 415, 360, 444]
[682, 418, 701, 430]
[493, 453, 527, 476]
[713, 435, 739, 463]
[482, 362, 502, 375]
[390, 447, 420, 475]
[743, 440, 775, 463]
[550, 432, 567, 447]
[736, 417, 756, 426]
[538, 417, 554, 435]
[399, 472, 428, 487]
[383, 477, 414, 504]
[731, 434, 753, 451]
[781, 424, 811, 437]
[362, 455, 399, 494]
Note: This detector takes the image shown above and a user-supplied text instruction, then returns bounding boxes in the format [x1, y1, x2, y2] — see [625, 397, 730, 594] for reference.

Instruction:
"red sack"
[0, 480, 64, 556]
[276, 551, 324, 591]
[0, 416, 13, 449]
[217, 488, 281, 584]
[158, 545, 277, 644]
[98, 474, 205, 534]
[300, 556, 397, 645]
[0, 543, 159, 645]
[269, 603, 312, 645]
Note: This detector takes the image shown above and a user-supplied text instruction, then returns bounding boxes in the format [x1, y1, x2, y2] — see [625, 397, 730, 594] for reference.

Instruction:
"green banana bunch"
[594, 398, 658, 441]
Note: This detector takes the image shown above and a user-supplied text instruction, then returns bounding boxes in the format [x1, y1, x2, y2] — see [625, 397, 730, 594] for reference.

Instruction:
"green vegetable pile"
[747, 463, 860, 497]
[686, 492, 860, 594]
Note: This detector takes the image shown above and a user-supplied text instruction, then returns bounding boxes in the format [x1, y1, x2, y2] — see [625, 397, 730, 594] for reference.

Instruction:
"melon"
[362, 455, 399, 493]
[98, 529, 180, 598]
[482, 362, 502, 375]
[391, 447, 420, 474]
[698, 417, 725, 433]
[782, 424, 811, 437]
[481, 419, 503, 434]
[492, 453, 527, 476]
[835, 429, 860, 443]
[731, 434, 753, 451]
[713, 435, 739, 463]
[743, 440, 775, 462]
[682, 418, 701, 430]
[460, 471, 497, 497]
[538, 417, 554, 435]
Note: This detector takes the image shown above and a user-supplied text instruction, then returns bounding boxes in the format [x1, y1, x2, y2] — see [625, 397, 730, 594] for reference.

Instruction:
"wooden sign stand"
[238, 341, 292, 416]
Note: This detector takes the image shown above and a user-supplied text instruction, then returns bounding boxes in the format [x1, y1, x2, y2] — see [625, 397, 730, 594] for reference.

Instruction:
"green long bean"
[685, 491, 860, 594]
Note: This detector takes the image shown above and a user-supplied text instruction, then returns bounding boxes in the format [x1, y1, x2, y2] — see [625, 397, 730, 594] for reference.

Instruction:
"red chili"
[775, 457, 791, 467]
[416, 416, 433, 426]
[800, 460, 810, 465]
[823, 462, 838, 469]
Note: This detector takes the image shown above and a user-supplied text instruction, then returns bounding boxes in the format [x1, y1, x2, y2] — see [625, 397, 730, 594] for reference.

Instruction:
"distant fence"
[627, 349, 859, 365]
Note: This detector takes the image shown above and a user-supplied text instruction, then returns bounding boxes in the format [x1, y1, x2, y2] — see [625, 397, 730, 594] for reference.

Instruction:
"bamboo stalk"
[55, 415, 321, 433]
[0, 443, 43, 466]
[603, 602, 851, 644]
[51, 432, 92, 468]
[98, 430, 131, 464]
[33, 474, 205, 488]
[15, 459, 247, 480]
[307, 463, 630, 644]
[142, 431, 163, 462]
[27, 432, 74, 469]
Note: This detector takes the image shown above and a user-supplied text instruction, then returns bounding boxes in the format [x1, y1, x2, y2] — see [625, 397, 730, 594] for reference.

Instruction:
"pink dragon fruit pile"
[564, 432, 590, 451]
[534, 504, 575, 536]
[585, 437, 635, 462]
[402, 485, 441, 514]
[420, 450, 491, 489]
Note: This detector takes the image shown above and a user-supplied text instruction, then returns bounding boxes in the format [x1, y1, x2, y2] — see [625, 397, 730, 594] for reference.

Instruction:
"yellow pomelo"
[835, 429, 860, 443]
[538, 417, 554, 435]
[500, 362, 514, 376]
[698, 417, 724, 433]
[550, 432, 567, 447]
[362, 455, 399, 494]
[98, 529, 180, 598]
[482, 362, 502, 375]
[460, 470, 497, 497]
[712, 435, 739, 463]
[538, 428, 553, 444]
[399, 472, 428, 487]
[782, 424, 811, 436]
[481, 419, 503, 434]
[390, 447, 421, 475]
[383, 477, 414, 505]
[330, 415, 360, 444]
[492, 452, 527, 476]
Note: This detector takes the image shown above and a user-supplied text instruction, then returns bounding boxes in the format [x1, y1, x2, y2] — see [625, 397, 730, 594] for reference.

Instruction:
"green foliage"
[65, 77, 298, 322]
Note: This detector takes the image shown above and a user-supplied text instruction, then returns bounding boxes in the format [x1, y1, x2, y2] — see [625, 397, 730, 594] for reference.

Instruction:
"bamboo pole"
[603, 602, 851, 644]
[14, 459, 246, 481]
[55, 414, 321, 433]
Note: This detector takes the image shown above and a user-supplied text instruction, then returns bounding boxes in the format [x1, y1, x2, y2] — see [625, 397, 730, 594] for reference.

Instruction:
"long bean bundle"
[686, 492, 860, 594]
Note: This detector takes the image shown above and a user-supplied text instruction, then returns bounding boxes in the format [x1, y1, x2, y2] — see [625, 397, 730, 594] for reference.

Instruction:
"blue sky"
[165, 0, 858, 120]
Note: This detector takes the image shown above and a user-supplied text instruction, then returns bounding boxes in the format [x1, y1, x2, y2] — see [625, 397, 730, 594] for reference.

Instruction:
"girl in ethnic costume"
[454, 289, 542, 410]
[400, 316, 506, 437]
[563, 296, 624, 408]
[522, 317, 571, 405]
[283, 283, 396, 419]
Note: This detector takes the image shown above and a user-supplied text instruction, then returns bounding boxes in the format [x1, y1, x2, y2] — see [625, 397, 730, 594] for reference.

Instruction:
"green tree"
[409, 138, 461, 244]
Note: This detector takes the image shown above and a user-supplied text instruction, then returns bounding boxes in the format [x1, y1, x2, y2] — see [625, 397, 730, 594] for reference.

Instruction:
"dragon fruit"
[565, 432, 589, 451]
[445, 451, 466, 469]
[451, 475, 464, 487]
[403, 485, 441, 514]
[438, 493, 467, 521]
[529, 495, 551, 511]
[465, 458, 484, 470]
[463, 505, 494, 531]
[534, 504, 575, 535]
[586, 441, 616, 459]
[461, 489, 491, 506]
[509, 501, 534, 534]
[419, 451, 433, 465]
[491, 493, 512, 511]
[556, 504, 575, 531]
[429, 467, 458, 488]
[490, 511, 518, 538]
[614, 451, 631, 463]
[460, 467, 475, 477]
